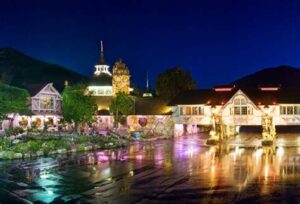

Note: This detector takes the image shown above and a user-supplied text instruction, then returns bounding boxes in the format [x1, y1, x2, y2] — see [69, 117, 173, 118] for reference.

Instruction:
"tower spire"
[142, 71, 153, 97]
[146, 71, 149, 91]
[99, 40, 105, 65]
[94, 40, 111, 76]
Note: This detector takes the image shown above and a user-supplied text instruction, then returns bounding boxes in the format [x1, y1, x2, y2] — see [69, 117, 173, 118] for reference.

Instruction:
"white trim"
[33, 83, 62, 99]
[222, 89, 259, 111]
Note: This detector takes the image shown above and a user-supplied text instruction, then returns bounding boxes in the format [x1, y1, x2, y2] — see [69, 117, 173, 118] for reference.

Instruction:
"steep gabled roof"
[169, 89, 236, 106]
[170, 88, 300, 106]
[26, 83, 62, 97]
[26, 83, 49, 96]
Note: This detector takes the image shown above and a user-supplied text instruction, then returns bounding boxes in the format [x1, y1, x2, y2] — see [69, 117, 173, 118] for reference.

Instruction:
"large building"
[170, 85, 300, 136]
[87, 41, 131, 111]
[87, 41, 131, 97]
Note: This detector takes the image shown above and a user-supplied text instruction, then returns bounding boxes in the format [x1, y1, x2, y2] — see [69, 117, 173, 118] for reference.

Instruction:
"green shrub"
[27, 140, 42, 153]
[4, 127, 24, 137]
[5, 151, 15, 160]
[4, 128, 14, 137]
[75, 135, 90, 144]
[39, 139, 71, 154]
[41, 141, 55, 155]
[77, 143, 85, 151]
[12, 143, 28, 154]
[0, 139, 10, 151]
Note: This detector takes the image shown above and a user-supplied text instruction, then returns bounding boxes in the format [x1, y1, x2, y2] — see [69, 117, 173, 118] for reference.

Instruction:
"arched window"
[233, 97, 251, 115]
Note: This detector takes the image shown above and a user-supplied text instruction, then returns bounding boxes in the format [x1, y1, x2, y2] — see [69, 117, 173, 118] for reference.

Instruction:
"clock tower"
[112, 59, 130, 95]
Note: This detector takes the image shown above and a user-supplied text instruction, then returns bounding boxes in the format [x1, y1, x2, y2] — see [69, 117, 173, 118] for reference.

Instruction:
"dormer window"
[233, 97, 251, 115]
[40, 95, 54, 110]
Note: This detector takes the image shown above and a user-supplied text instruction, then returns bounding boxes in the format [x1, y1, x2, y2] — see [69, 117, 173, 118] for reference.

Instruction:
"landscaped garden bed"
[0, 132, 127, 160]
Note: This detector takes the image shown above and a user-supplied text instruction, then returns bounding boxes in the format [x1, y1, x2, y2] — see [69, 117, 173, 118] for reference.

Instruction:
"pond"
[1, 133, 300, 203]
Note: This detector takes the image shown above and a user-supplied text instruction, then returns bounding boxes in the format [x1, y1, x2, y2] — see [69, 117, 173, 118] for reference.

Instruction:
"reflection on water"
[2, 134, 300, 203]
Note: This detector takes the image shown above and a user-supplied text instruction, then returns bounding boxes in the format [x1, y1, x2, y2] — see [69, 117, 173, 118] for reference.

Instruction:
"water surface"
[1, 134, 300, 203]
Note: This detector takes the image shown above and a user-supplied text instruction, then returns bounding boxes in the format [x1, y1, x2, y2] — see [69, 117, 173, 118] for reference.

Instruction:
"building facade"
[1, 83, 62, 131]
[112, 59, 131, 95]
[87, 42, 131, 98]
[28, 83, 62, 115]
[170, 85, 300, 136]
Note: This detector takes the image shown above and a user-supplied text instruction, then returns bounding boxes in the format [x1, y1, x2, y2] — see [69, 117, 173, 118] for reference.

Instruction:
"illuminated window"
[287, 106, 293, 114]
[294, 106, 300, 115]
[192, 107, 198, 115]
[97, 89, 104, 95]
[106, 89, 112, 95]
[198, 106, 204, 115]
[280, 106, 286, 115]
[280, 105, 300, 115]
[233, 98, 249, 115]
[40, 96, 54, 110]
[185, 107, 191, 115]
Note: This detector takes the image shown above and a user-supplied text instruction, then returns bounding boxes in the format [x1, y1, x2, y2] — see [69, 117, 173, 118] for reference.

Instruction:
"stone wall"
[127, 115, 174, 137]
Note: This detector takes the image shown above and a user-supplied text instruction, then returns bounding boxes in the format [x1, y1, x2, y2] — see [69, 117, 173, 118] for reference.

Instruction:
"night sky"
[1, 0, 300, 89]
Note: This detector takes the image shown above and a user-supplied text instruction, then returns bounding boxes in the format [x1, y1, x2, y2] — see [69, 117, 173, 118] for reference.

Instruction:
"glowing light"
[97, 152, 109, 161]
[259, 87, 279, 91]
[232, 146, 244, 161]
[136, 154, 144, 160]
[264, 164, 269, 178]
[254, 148, 263, 163]
[208, 146, 216, 155]
[186, 146, 196, 157]
[214, 88, 233, 92]
[47, 190, 54, 195]
[236, 126, 240, 133]
[276, 147, 284, 157]
[40, 173, 49, 179]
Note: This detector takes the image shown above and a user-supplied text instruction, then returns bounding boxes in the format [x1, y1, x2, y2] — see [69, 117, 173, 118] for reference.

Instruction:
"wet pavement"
[1, 134, 300, 203]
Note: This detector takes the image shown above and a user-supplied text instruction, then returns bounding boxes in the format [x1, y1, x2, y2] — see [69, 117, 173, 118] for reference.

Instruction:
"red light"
[214, 88, 233, 92]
